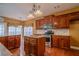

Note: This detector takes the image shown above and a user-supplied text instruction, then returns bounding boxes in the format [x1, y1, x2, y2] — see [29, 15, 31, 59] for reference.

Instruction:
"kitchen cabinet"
[36, 37, 45, 56]
[36, 19, 45, 29]
[7, 35, 20, 50]
[14, 35, 20, 48]
[0, 35, 20, 50]
[67, 12, 79, 21]
[36, 15, 69, 29]
[0, 37, 8, 48]
[24, 37, 30, 55]
[59, 36, 70, 49]
[7, 36, 15, 49]
[24, 36, 45, 56]
[36, 12, 79, 29]
[36, 16, 53, 29]
[51, 35, 70, 49]
[52, 35, 59, 47]
[53, 15, 69, 28]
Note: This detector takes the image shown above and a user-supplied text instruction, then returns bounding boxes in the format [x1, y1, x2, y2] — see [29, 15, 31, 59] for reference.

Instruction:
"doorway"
[70, 19, 79, 47]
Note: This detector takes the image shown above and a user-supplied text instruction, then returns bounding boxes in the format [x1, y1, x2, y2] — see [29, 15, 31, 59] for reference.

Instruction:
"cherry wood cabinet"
[24, 36, 45, 56]
[14, 35, 20, 48]
[0, 37, 8, 48]
[36, 37, 45, 56]
[36, 16, 52, 29]
[58, 36, 70, 49]
[51, 35, 70, 49]
[52, 35, 59, 47]
[36, 12, 79, 29]
[53, 15, 69, 28]
[7, 36, 15, 49]
[0, 35, 20, 50]
[36, 15, 69, 29]
[7, 35, 20, 50]
[24, 37, 30, 55]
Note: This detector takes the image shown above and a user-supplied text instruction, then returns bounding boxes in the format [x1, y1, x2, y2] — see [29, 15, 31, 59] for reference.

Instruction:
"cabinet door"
[4, 36, 8, 48]
[53, 17, 60, 28]
[53, 16, 69, 28]
[24, 37, 30, 55]
[37, 37, 45, 56]
[30, 38, 37, 55]
[52, 36, 59, 47]
[59, 36, 70, 49]
[15, 35, 20, 48]
[0, 37, 7, 47]
[59, 37, 65, 48]
[63, 37, 70, 49]
[59, 15, 69, 28]
[7, 36, 15, 49]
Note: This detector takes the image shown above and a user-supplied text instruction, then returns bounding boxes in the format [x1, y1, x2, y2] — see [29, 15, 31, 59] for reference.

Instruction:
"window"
[0, 23, 4, 36]
[8, 26, 22, 35]
[24, 26, 33, 36]
[16, 26, 22, 35]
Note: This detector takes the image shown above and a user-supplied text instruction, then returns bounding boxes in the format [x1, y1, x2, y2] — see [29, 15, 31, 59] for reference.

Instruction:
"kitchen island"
[24, 35, 46, 56]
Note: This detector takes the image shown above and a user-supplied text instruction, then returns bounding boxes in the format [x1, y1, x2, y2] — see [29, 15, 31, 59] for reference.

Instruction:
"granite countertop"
[25, 33, 69, 38]
[54, 34, 70, 36]
[34, 33, 70, 36]
[26, 35, 46, 38]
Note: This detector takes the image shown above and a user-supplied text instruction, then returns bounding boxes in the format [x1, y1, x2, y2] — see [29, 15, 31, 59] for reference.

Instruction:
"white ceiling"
[0, 3, 79, 21]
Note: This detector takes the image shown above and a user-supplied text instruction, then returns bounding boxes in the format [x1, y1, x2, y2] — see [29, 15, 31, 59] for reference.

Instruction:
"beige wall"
[70, 20, 79, 47]
[3, 17, 22, 26]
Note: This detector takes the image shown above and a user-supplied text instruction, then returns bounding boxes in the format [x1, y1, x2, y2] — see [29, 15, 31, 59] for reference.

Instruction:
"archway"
[69, 16, 79, 48]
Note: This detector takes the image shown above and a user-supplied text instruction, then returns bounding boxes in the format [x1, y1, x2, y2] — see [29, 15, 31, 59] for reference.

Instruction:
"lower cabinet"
[24, 37, 30, 55]
[0, 37, 8, 47]
[52, 36, 59, 47]
[7, 36, 15, 49]
[15, 35, 20, 48]
[24, 36, 45, 56]
[0, 35, 20, 50]
[52, 35, 70, 49]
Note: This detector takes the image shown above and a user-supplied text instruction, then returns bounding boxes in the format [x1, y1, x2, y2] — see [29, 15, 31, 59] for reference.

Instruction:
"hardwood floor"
[9, 47, 79, 56]
[45, 47, 79, 56]
[10, 48, 20, 56]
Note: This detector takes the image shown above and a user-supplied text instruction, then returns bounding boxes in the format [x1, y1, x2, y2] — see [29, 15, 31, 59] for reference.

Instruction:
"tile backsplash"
[53, 29, 69, 36]
[35, 29, 69, 36]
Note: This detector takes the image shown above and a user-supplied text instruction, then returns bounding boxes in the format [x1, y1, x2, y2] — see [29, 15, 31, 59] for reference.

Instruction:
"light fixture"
[27, 3, 43, 19]
[54, 22, 57, 25]
[27, 14, 35, 19]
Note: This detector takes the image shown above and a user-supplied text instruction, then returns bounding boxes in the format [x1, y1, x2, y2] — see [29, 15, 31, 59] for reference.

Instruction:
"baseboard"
[70, 46, 79, 50]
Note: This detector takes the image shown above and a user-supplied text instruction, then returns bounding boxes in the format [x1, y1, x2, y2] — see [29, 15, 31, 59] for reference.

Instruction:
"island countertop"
[25, 35, 46, 38]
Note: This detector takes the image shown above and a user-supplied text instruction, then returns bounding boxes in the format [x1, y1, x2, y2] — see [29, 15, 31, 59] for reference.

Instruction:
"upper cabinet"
[36, 16, 54, 29]
[36, 12, 79, 29]
[53, 15, 69, 28]
[36, 15, 69, 29]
